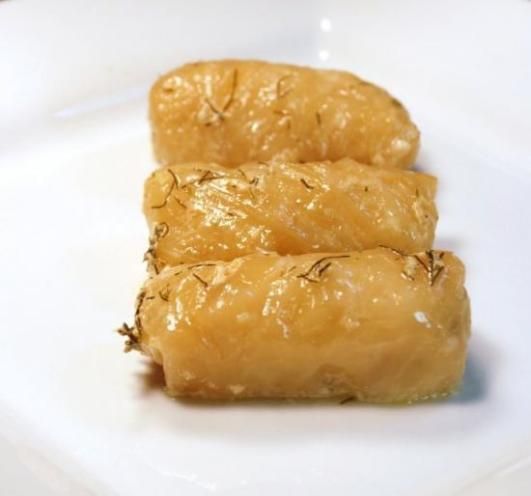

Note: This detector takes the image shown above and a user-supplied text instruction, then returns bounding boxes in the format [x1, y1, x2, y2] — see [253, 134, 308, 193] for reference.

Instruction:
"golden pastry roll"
[121, 248, 471, 402]
[143, 159, 438, 270]
[150, 60, 420, 169]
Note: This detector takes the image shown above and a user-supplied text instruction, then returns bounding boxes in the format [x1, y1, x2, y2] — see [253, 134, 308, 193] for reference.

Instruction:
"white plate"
[1, 1, 531, 494]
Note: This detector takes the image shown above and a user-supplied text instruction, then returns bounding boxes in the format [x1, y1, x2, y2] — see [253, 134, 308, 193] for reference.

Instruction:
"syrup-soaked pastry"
[150, 60, 420, 168]
[121, 248, 470, 403]
[143, 159, 437, 269]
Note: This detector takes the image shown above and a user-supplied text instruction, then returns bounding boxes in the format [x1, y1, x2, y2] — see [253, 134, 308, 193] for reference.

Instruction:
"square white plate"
[1, 1, 531, 494]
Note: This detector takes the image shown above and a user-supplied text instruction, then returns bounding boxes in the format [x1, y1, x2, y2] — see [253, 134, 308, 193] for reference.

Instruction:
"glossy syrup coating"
[133, 248, 470, 402]
[143, 159, 437, 270]
[150, 60, 420, 168]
